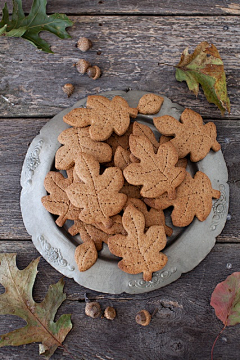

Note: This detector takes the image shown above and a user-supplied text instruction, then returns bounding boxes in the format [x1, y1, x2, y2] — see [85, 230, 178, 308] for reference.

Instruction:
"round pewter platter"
[20, 90, 229, 294]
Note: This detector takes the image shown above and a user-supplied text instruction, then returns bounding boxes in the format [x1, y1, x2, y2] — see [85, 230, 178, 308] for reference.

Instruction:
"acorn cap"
[135, 310, 151, 326]
[77, 37, 92, 52]
[76, 59, 91, 74]
[104, 306, 116, 320]
[85, 302, 101, 318]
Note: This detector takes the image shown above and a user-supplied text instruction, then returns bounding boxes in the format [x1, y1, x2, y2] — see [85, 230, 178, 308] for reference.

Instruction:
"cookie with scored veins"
[66, 153, 127, 228]
[108, 205, 168, 282]
[153, 108, 221, 162]
[144, 171, 221, 227]
[124, 135, 186, 199]
[63, 95, 138, 141]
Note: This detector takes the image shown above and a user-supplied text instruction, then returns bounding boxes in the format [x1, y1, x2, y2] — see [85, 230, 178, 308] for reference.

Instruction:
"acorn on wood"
[77, 37, 92, 52]
[135, 310, 151, 326]
[87, 65, 101, 80]
[85, 301, 101, 318]
[62, 83, 74, 97]
[104, 306, 116, 320]
[76, 59, 91, 74]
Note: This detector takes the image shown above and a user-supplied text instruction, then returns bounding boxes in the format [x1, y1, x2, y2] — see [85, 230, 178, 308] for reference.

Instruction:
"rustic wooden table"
[0, 1, 240, 359]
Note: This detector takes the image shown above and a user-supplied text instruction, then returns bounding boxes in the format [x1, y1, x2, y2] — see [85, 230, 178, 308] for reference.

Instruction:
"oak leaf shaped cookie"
[123, 135, 186, 199]
[41, 169, 81, 227]
[132, 122, 159, 152]
[114, 146, 131, 171]
[130, 122, 188, 168]
[68, 220, 109, 251]
[63, 95, 138, 141]
[125, 198, 172, 236]
[66, 153, 127, 228]
[108, 205, 168, 281]
[55, 127, 112, 170]
[94, 215, 127, 235]
[105, 123, 133, 166]
[120, 181, 141, 199]
[69, 215, 126, 251]
[145, 171, 221, 227]
[153, 108, 221, 162]
[159, 135, 188, 168]
[106, 122, 133, 154]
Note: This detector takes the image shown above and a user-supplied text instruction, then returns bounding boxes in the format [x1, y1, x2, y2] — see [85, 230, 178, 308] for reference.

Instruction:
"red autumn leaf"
[211, 272, 240, 326]
[210, 272, 240, 359]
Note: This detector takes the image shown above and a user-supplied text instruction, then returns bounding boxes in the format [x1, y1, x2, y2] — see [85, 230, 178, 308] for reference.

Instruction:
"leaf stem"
[157, 62, 174, 67]
[211, 324, 227, 360]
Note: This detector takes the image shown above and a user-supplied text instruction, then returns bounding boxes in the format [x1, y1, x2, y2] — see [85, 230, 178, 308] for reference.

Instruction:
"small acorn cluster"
[84, 298, 152, 326]
[75, 37, 101, 80]
[76, 59, 101, 80]
[85, 301, 116, 321]
[62, 37, 101, 97]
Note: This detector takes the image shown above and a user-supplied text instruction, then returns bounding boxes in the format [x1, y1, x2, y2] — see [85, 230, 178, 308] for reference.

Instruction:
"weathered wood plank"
[0, 16, 239, 118]
[0, 241, 240, 359]
[1, 0, 240, 15]
[0, 118, 239, 241]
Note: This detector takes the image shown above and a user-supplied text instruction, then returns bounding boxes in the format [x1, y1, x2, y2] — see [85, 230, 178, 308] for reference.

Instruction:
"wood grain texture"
[0, 16, 239, 118]
[1, 0, 240, 15]
[0, 241, 240, 359]
[0, 117, 239, 242]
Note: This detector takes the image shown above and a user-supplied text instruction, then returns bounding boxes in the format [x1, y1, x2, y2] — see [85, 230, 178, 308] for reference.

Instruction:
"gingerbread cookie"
[108, 205, 168, 281]
[55, 127, 112, 170]
[153, 108, 221, 162]
[137, 93, 164, 115]
[41, 168, 81, 227]
[120, 181, 141, 199]
[66, 153, 127, 228]
[106, 123, 133, 154]
[63, 95, 138, 141]
[159, 135, 172, 145]
[94, 215, 127, 235]
[75, 239, 98, 271]
[145, 171, 221, 227]
[159, 134, 188, 168]
[105, 123, 133, 167]
[132, 122, 159, 153]
[114, 146, 131, 171]
[69, 220, 109, 251]
[130, 122, 187, 167]
[129, 121, 159, 164]
[124, 198, 172, 236]
[124, 135, 186, 199]
[129, 153, 140, 164]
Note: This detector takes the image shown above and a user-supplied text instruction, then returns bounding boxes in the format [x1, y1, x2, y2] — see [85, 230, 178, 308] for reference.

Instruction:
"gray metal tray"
[20, 90, 229, 294]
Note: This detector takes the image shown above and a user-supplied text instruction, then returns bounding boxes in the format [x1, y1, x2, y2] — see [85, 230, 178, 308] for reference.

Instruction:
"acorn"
[87, 65, 101, 80]
[135, 310, 151, 326]
[104, 306, 116, 320]
[77, 37, 92, 52]
[85, 302, 101, 318]
[76, 59, 91, 74]
[62, 83, 74, 97]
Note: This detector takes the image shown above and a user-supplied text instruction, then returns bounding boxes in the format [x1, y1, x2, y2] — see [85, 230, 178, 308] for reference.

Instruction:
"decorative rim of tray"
[20, 90, 229, 294]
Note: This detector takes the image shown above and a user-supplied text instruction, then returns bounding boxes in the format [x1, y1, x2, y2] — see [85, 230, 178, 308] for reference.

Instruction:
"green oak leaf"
[0, 0, 73, 53]
[175, 41, 230, 115]
[0, 253, 72, 359]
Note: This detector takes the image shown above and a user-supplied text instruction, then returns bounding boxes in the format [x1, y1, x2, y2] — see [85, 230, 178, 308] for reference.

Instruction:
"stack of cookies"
[42, 93, 221, 282]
